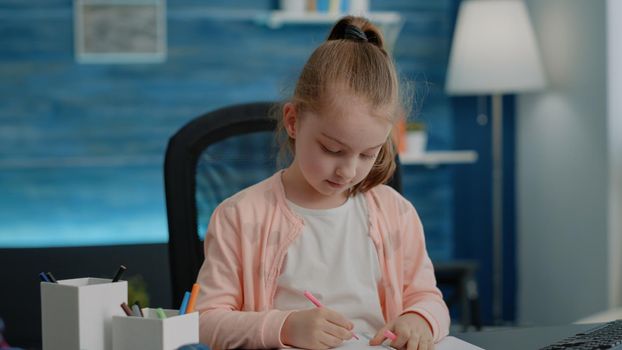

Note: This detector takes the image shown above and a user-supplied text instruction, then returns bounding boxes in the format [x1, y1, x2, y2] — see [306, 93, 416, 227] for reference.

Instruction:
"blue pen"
[179, 291, 191, 315]
[39, 272, 50, 282]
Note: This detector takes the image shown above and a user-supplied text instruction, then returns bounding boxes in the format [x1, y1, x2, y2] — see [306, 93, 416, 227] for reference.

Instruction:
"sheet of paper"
[283, 333, 484, 350]
[436, 336, 485, 350]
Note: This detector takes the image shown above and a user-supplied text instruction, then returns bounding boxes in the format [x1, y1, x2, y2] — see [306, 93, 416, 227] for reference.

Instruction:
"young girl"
[194, 16, 450, 350]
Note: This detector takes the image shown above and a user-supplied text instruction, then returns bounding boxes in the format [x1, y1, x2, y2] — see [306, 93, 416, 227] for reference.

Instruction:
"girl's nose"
[336, 159, 356, 180]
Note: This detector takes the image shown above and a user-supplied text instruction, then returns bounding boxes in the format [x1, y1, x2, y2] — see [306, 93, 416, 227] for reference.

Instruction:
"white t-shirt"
[273, 194, 386, 335]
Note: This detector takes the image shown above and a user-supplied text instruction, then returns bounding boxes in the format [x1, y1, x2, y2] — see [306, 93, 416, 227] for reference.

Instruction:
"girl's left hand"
[369, 313, 435, 350]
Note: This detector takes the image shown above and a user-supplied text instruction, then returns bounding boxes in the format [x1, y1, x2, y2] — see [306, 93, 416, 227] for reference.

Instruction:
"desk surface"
[454, 323, 600, 350]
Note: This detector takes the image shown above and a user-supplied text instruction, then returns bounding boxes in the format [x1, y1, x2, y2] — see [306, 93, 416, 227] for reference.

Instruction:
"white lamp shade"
[446, 0, 546, 95]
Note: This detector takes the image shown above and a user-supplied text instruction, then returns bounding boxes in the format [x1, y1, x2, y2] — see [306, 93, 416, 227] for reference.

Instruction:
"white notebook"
[283, 333, 484, 350]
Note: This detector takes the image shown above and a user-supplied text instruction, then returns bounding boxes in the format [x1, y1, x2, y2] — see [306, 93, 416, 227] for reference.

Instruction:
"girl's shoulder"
[216, 172, 281, 212]
[366, 184, 416, 216]
[367, 183, 410, 204]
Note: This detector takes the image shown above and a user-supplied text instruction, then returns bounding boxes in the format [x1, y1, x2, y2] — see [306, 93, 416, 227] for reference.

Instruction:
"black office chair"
[163, 101, 479, 330]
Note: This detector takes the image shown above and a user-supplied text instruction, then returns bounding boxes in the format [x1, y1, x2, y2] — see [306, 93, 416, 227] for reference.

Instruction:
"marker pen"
[179, 291, 191, 316]
[120, 303, 133, 316]
[112, 265, 127, 282]
[133, 301, 145, 317]
[39, 272, 50, 283]
[384, 330, 397, 341]
[303, 291, 323, 308]
[45, 272, 58, 283]
[185, 283, 200, 314]
[156, 308, 167, 319]
[131, 304, 143, 317]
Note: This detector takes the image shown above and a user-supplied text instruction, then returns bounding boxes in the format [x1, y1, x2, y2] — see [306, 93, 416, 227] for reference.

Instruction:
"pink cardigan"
[194, 171, 450, 349]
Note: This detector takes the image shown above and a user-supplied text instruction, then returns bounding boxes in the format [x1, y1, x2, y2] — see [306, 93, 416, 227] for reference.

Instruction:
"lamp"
[445, 0, 545, 323]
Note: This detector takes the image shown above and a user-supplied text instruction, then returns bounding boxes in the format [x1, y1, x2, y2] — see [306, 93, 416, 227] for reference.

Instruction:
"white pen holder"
[41, 277, 127, 350]
[112, 308, 199, 350]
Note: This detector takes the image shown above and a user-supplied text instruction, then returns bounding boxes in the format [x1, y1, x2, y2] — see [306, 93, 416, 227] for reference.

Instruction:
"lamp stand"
[491, 93, 504, 324]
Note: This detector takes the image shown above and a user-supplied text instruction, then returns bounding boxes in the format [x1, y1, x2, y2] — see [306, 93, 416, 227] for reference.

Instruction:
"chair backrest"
[164, 101, 402, 306]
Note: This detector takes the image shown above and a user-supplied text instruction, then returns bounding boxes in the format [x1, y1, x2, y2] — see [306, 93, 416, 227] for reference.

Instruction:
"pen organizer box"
[112, 308, 199, 350]
[41, 277, 127, 350]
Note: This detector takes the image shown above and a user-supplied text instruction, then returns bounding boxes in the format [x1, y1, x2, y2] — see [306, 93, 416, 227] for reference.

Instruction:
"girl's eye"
[361, 153, 376, 160]
[321, 145, 341, 154]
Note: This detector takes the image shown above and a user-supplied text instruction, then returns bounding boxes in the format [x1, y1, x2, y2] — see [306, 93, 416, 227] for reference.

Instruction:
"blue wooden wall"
[0, 0, 515, 324]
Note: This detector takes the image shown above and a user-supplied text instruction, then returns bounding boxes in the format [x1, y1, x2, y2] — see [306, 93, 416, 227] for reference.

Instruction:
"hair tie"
[344, 24, 368, 42]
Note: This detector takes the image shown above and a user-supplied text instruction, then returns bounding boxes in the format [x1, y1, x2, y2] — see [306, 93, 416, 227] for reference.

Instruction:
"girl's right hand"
[281, 308, 355, 349]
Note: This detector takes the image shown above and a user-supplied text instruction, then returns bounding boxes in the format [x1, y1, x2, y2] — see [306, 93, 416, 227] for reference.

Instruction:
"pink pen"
[303, 291, 359, 340]
[384, 330, 397, 341]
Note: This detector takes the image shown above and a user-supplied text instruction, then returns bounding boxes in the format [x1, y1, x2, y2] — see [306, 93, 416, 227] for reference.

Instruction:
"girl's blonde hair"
[276, 16, 410, 195]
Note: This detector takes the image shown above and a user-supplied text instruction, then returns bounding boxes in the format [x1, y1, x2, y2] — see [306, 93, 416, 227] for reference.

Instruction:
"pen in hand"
[303, 291, 359, 340]
[384, 330, 397, 341]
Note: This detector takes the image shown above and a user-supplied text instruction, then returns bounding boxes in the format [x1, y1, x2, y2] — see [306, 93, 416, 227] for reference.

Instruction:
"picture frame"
[74, 0, 167, 63]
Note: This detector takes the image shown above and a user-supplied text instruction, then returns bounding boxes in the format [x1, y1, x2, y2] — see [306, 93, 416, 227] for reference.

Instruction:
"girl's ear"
[283, 102, 298, 139]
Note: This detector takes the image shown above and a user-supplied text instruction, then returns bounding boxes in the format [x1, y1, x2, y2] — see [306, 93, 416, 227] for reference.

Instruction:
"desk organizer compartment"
[41, 277, 128, 350]
[112, 308, 199, 350]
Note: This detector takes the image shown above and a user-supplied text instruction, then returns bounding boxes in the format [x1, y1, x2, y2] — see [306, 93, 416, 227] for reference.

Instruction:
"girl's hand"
[281, 308, 354, 349]
[369, 313, 435, 350]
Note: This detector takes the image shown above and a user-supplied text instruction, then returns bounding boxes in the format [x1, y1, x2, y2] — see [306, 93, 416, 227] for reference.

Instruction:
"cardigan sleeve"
[194, 205, 293, 350]
[399, 200, 451, 343]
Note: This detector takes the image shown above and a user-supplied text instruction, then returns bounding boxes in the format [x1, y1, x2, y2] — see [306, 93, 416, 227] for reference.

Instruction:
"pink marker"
[303, 291, 359, 340]
[384, 330, 397, 341]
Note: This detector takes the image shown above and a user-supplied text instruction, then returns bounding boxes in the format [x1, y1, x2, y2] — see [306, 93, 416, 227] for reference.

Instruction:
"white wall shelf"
[257, 10, 402, 29]
[400, 150, 478, 167]
[255, 11, 403, 51]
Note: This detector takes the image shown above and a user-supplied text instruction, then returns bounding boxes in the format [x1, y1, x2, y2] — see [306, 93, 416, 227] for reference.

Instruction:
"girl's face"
[283, 94, 392, 206]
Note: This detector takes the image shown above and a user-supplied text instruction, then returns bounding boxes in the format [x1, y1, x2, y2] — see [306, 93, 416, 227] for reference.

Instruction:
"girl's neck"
[281, 166, 348, 210]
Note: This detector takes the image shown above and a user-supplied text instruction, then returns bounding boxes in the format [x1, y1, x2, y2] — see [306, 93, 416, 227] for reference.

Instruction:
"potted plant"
[405, 121, 427, 154]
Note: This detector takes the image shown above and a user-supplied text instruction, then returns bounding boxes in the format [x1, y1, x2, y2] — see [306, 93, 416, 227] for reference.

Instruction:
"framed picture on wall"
[74, 0, 167, 63]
